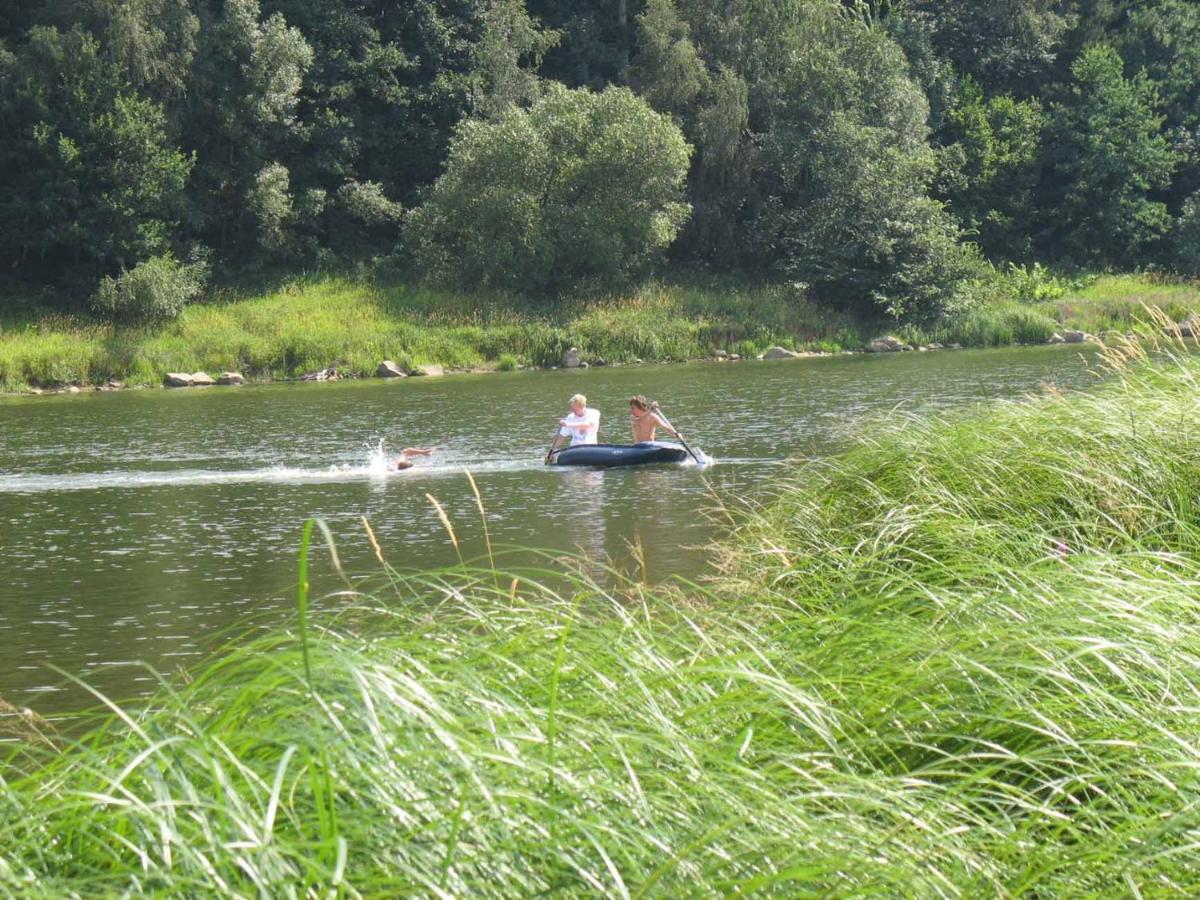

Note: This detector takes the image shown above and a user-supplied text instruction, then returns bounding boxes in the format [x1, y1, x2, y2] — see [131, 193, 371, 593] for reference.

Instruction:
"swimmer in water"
[395, 447, 434, 470]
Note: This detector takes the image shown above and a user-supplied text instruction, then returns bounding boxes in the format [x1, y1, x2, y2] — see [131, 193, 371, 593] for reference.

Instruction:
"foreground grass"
[2, 271, 1197, 392]
[3, 330, 1200, 893]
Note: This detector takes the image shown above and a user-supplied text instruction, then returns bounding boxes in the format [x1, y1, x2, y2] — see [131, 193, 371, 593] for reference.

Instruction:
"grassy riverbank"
[4, 333, 1200, 893]
[0, 271, 1197, 392]
[0, 275, 857, 391]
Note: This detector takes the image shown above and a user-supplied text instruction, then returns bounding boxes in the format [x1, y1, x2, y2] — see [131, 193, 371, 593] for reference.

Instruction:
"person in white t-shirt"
[546, 393, 600, 462]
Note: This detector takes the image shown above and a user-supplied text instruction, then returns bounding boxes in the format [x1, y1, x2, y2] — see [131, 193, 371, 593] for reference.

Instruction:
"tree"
[1046, 44, 1177, 266]
[758, 7, 980, 318]
[469, 0, 560, 118]
[0, 1, 43, 43]
[1169, 191, 1200, 274]
[91, 250, 208, 323]
[0, 25, 191, 284]
[408, 84, 691, 294]
[526, 0, 640, 88]
[938, 80, 1046, 260]
[767, 113, 979, 320]
[55, 0, 200, 101]
[882, 9, 960, 132]
[628, 0, 749, 259]
[1112, 1, 1200, 213]
[253, 0, 554, 259]
[897, 0, 1077, 97]
[628, 0, 708, 117]
[329, 180, 404, 255]
[1117, 1, 1200, 120]
[181, 0, 313, 260]
[247, 162, 294, 252]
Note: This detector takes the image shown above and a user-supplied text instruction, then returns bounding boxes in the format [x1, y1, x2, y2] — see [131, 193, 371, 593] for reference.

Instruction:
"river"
[0, 346, 1101, 714]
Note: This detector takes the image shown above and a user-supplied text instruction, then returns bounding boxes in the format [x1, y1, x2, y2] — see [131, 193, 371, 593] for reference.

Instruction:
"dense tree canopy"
[758, 5, 980, 318]
[0, 25, 191, 280]
[2, 0, 1200, 320]
[408, 85, 691, 293]
[938, 80, 1046, 259]
[1046, 44, 1177, 267]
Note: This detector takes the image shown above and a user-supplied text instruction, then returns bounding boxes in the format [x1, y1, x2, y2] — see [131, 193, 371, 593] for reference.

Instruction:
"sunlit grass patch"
[0, 321, 112, 388]
[1069, 272, 1200, 303]
[1034, 273, 1200, 336]
[3, 270, 1200, 392]
[914, 301, 1059, 346]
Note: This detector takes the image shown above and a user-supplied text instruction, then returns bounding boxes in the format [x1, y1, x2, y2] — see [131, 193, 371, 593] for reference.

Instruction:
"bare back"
[630, 411, 662, 443]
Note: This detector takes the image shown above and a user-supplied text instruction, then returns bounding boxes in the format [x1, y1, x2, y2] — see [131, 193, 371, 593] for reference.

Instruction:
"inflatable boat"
[549, 441, 692, 468]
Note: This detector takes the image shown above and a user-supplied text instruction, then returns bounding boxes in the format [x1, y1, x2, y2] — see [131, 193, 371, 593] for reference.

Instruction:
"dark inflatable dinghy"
[550, 441, 692, 468]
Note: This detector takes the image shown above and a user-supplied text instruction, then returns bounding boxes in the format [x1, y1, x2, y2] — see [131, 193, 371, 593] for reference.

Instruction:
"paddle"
[651, 404, 703, 465]
[544, 421, 564, 464]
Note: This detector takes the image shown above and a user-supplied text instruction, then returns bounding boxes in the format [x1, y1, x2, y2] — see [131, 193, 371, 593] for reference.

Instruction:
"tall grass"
[913, 301, 1059, 346]
[2, 271, 1198, 391]
[1031, 273, 1200, 337]
[0, 275, 833, 389]
[4, 328, 1200, 893]
[720, 317, 1200, 599]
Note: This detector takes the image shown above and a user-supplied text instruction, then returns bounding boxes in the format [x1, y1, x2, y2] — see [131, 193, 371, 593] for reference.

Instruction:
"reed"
[425, 492, 463, 567]
[361, 515, 386, 567]
[463, 469, 496, 579]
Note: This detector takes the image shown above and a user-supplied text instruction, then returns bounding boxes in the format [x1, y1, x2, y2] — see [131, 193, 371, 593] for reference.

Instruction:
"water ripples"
[0, 349, 1101, 713]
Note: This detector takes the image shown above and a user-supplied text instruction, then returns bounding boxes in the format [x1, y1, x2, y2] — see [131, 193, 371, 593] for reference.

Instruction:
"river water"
[0, 346, 1100, 714]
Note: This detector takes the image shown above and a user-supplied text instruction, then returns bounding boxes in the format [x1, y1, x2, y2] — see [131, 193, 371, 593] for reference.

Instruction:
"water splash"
[360, 438, 393, 478]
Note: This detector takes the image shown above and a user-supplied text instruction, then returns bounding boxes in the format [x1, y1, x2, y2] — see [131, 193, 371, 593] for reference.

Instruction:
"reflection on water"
[0, 346, 1101, 713]
[556, 469, 608, 577]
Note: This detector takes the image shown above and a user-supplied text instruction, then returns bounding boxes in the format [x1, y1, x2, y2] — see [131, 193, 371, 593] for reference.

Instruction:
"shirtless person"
[628, 396, 681, 443]
[395, 447, 434, 470]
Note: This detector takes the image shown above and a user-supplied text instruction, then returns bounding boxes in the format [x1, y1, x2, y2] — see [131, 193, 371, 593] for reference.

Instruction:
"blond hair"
[569, 393, 587, 407]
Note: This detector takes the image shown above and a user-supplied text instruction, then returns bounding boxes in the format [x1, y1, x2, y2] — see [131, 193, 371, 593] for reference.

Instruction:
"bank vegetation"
[2, 271, 1198, 392]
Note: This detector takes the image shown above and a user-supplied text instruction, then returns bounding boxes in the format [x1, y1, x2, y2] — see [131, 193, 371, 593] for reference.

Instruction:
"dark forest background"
[2, 0, 1198, 322]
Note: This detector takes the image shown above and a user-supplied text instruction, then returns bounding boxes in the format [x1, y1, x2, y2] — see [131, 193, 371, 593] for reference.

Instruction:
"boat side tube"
[551, 442, 692, 468]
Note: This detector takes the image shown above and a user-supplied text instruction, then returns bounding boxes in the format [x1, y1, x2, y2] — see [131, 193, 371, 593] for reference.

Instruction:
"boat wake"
[0, 441, 541, 494]
[0, 442, 763, 494]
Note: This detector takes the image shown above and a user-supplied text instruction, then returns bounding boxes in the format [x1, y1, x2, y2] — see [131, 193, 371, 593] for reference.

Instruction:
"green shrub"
[497, 353, 519, 371]
[514, 324, 570, 368]
[91, 253, 208, 324]
[735, 338, 759, 358]
[997, 262, 1069, 302]
[335, 180, 403, 227]
[247, 163, 295, 253]
[810, 338, 843, 353]
[331, 180, 404, 256]
[408, 85, 692, 294]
